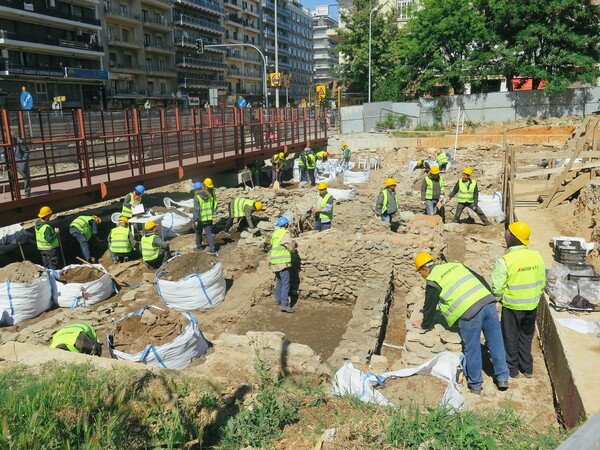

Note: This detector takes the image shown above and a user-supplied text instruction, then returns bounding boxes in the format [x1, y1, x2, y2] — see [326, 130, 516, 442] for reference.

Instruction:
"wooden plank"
[547, 172, 592, 208]
[540, 139, 586, 208]
[515, 151, 600, 160]
[515, 162, 600, 179]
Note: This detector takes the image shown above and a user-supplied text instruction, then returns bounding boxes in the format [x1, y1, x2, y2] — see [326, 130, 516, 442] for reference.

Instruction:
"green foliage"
[385, 406, 565, 449]
[0, 363, 216, 449]
[375, 112, 411, 130]
[526, 117, 535, 126]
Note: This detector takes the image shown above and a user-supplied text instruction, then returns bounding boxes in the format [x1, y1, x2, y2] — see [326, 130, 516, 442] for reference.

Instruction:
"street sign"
[316, 85, 327, 102]
[237, 97, 247, 108]
[52, 102, 61, 110]
[53, 96, 66, 102]
[269, 72, 282, 87]
[20, 90, 33, 110]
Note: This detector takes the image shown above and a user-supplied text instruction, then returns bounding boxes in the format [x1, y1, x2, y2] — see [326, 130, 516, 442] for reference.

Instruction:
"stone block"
[369, 354, 388, 373]
[405, 341, 435, 359]
[121, 290, 137, 302]
[418, 332, 439, 348]
[440, 330, 462, 344]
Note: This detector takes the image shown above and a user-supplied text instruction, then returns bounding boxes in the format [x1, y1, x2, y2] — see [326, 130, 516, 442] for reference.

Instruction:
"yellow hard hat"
[38, 206, 52, 218]
[430, 166, 440, 175]
[92, 215, 102, 224]
[415, 252, 434, 271]
[279, 152, 285, 159]
[436, 149, 442, 155]
[254, 201, 263, 211]
[417, 160, 423, 166]
[385, 178, 397, 187]
[118, 216, 129, 224]
[463, 167, 473, 176]
[342, 142, 347, 147]
[317, 182, 328, 190]
[508, 221, 531, 245]
[145, 221, 157, 230]
[203, 178, 214, 188]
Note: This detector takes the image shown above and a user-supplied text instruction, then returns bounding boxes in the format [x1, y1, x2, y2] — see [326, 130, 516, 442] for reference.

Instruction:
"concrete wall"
[341, 87, 600, 133]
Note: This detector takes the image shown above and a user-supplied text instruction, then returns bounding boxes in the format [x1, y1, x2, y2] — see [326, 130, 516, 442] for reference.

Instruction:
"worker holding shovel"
[35, 206, 61, 269]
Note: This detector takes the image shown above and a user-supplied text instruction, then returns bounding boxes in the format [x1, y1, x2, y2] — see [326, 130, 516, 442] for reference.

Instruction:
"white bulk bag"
[293, 159, 301, 182]
[156, 259, 226, 311]
[328, 185, 357, 200]
[332, 352, 465, 411]
[478, 191, 505, 223]
[160, 209, 194, 239]
[51, 264, 116, 309]
[0, 269, 53, 326]
[108, 305, 209, 370]
[343, 169, 370, 184]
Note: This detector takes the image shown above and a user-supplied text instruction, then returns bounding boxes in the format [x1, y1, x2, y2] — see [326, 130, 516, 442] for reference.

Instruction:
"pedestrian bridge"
[0, 107, 327, 226]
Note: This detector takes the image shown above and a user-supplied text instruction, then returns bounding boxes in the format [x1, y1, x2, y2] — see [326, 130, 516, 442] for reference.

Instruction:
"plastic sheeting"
[332, 352, 465, 411]
[160, 209, 194, 239]
[0, 224, 31, 255]
[51, 264, 116, 309]
[328, 186, 357, 200]
[0, 268, 53, 326]
[157, 258, 226, 311]
[343, 169, 370, 184]
[108, 305, 210, 370]
[478, 191, 505, 223]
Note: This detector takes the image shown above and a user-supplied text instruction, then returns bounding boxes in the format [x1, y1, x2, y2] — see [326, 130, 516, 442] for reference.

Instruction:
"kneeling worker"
[69, 214, 102, 262]
[50, 323, 102, 356]
[141, 221, 170, 269]
[108, 216, 136, 263]
[223, 197, 263, 236]
[412, 252, 510, 395]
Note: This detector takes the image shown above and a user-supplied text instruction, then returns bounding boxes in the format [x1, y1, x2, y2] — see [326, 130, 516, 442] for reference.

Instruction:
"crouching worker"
[108, 216, 136, 263]
[222, 198, 263, 236]
[69, 214, 102, 262]
[50, 323, 102, 356]
[141, 221, 170, 269]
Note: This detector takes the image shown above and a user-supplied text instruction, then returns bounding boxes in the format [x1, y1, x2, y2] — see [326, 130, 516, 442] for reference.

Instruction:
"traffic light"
[195, 39, 203, 54]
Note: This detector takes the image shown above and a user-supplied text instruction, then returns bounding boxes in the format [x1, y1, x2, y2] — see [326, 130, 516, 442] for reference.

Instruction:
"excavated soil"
[112, 307, 190, 353]
[377, 374, 449, 409]
[160, 252, 218, 280]
[0, 261, 45, 283]
[58, 266, 104, 284]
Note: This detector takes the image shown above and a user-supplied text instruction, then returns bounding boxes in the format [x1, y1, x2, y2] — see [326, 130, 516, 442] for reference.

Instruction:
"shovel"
[76, 256, 139, 288]
[273, 180, 280, 189]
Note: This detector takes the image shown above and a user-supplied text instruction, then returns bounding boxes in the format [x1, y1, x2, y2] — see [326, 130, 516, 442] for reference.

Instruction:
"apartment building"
[223, 0, 262, 104]
[262, 0, 313, 106]
[103, 0, 176, 108]
[312, 6, 338, 89]
[173, 0, 227, 105]
[0, 0, 106, 109]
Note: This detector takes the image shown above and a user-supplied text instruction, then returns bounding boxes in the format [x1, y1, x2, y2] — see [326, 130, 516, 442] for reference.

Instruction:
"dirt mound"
[0, 261, 45, 283]
[112, 307, 190, 353]
[161, 252, 217, 280]
[377, 374, 448, 409]
[152, 206, 190, 218]
[59, 265, 104, 283]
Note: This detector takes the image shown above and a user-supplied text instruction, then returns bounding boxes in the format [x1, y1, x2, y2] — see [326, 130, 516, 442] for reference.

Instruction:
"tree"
[484, 0, 600, 91]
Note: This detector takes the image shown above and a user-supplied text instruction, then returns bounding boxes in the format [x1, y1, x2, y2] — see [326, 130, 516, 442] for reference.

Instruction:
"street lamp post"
[368, 5, 378, 103]
[274, 0, 279, 108]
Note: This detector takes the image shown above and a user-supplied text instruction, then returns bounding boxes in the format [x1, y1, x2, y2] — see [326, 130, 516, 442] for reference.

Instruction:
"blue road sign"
[20, 91, 33, 110]
[237, 97, 247, 108]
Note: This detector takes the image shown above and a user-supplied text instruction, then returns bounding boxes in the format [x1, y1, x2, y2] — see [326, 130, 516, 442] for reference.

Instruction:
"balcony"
[174, 14, 225, 35]
[174, 36, 226, 53]
[144, 42, 174, 54]
[175, 0, 225, 16]
[142, 16, 172, 30]
[178, 76, 228, 88]
[103, 7, 141, 24]
[145, 67, 177, 77]
[0, 31, 104, 56]
[105, 36, 143, 49]
[141, 0, 172, 9]
[2, 0, 100, 26]
[110, 63, 145, 73]
[176, 56, 227, 71]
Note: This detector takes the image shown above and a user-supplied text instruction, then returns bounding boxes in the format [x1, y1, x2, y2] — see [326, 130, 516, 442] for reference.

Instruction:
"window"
[119, 3, 128, 15]
[160, 82, 166, 94]
[156, 36, 162, 48]
[154, 13, 161, 24]
[142, 9, 149, 21]
[144, 33, 151, 46]
[109, 52, 117, 66]
[35, 82, 48, 102]
[146, 58, 153, 71]
[106, 26, 114, 41]
[122, 29, 129, 42]
[397, 0, 415, 19]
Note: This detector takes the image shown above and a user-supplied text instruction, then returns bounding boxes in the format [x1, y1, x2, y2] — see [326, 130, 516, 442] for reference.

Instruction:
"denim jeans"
[70, 227, 91, 261]
[458, 302, 509, 390]
[380, 214, 393, 223]
[275, 268, 291, 307]
[196, 221, 215, 252]
[314, 220, 331, 231]
[425, 200, 438, 215]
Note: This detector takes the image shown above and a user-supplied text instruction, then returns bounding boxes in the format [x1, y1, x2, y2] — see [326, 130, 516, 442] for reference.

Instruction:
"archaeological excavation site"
[1, 116, 599, 448]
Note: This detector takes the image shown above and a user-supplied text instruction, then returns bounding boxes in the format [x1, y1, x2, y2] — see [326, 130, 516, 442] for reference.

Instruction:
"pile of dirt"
[59, 265, 104, 283]
[160, 252, 217, 280]
[112, 307, 190, 353]
[376, 374, 448, 409]
[0, 261, 45, 283]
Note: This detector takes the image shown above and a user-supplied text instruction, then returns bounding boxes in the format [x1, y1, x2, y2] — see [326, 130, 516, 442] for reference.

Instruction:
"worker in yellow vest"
[492, 222, 546, 379]
[342, 142, 351, 170]
[69, 214, 102, 262]
[312, 182, 333, 231]
[448, 167, 491, 226]
[305, 147, 316, 186]
[108, 216, 136, 263]
[375, 178, 399, 224]
[50, 323, 101, 356]
[121, 185, 145, 218]
[297, 148, 309, 184]
[436, 149, 449, 170]
[421, 166, 445, 218]
[270, 152, 285, 187]
[141, 221, 170, 269]
[223, 197, 263, 236]
[413, 253, 509, 395]
[35, 206, 61, 269]
[192, 180, 218, 255]
[270, 216, 297, 313]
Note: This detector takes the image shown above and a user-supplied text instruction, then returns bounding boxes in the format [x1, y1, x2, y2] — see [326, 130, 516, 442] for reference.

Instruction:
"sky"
[302, 0, 340, 20]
